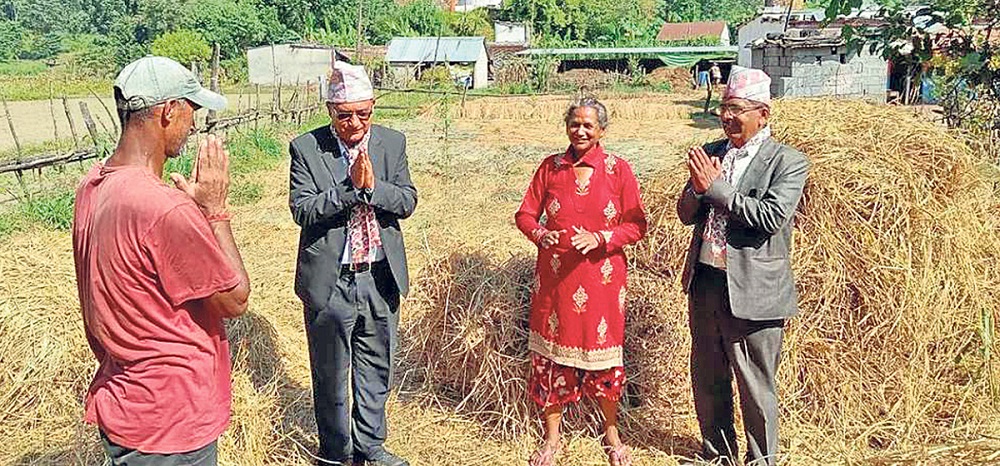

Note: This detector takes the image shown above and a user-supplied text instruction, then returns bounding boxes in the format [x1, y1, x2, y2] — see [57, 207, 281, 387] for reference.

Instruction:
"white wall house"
[247, 43, 348, 86]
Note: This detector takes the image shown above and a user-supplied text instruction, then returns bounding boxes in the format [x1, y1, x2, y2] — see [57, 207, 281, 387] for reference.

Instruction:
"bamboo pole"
[49, 82, 59, 144]
[62, 97, 80, 150]
[88, 87, 119, 134]
[255, 84, 261, 131]
[79, 102, 99, 146]
[208, 43, 221, 126]
[2, 96, 22, 157]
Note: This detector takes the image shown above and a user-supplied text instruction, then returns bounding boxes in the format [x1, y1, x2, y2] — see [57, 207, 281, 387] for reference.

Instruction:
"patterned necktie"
[701, 126, 771, 268]
[342, 131, 383, 264]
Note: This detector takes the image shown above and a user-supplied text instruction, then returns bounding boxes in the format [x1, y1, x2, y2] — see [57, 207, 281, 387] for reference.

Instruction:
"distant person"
[289, 60, 416, 466]
[676, 66, 809, 465]
[72, 56, 250, 465]
[697, 67, 710, 89]
[709, 62, 723, 87]
[515, 97, 647, 466]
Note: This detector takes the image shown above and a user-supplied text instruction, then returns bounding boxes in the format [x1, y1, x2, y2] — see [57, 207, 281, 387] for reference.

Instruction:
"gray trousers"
[304, 260, 399, 463]
[100, 431, 217, 466]
[689, 264, 784, 466]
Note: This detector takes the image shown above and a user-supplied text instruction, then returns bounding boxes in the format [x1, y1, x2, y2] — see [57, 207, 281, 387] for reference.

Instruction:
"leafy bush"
[417, 65, 452, 88]
[151, 29, 212, 66]
[221, 56, 248, 84]
[22, 192, 75, 231]
[0, 19, 24, 61]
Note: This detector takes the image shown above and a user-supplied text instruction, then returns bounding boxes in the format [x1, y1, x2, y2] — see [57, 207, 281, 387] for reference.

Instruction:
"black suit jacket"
[289, 124, 417, 309]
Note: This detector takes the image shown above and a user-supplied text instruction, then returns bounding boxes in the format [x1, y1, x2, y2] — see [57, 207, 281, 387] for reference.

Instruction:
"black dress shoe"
[364, 449, 410, 466]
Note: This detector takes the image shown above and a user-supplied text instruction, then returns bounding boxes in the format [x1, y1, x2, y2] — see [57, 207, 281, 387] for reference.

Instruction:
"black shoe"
[364, 449, 410, 466]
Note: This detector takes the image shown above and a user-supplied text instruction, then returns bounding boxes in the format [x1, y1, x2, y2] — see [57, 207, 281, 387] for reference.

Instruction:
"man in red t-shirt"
[72, 56, 251, 465]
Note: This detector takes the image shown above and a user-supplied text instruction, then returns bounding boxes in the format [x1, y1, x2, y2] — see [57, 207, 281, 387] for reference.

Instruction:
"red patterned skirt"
[528, 352, 625, 407]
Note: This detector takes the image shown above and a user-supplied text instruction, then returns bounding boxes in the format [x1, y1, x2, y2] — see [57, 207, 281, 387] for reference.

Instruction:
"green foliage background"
[0, 0, 766, 75]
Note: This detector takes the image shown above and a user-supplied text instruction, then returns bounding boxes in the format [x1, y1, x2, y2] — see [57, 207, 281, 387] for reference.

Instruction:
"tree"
[499, 0, 668, 47]
[151, 29, 212, 65]
[826, 0, 999, 158]
[182, 0, 291, 58]
[662, 0, 760, 27]
[444, 8, 493, 38]
[0, 19, 23, 61]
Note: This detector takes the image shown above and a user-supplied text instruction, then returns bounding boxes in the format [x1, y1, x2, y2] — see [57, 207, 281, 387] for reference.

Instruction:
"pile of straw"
[647, 67, 695, 91]
[402, 98, 1000, 457]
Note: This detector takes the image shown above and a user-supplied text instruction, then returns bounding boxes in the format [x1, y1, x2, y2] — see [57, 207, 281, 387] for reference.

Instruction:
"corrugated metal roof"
[386, 37, 487, 63]
[656, 21, 728, 41]
[516, 46, 738, 56]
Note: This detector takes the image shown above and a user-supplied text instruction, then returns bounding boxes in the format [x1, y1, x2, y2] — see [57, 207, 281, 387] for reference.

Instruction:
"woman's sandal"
[528, 442, 562, 466]
[606, 444, 633, 466]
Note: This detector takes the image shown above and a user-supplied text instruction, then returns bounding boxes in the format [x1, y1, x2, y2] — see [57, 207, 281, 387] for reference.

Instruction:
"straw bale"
[401, 97, 1000, 457]
[640, 98, 1000, 451]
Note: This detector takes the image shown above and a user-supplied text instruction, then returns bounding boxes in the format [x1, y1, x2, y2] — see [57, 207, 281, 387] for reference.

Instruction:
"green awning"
[657, 52, 734, 68]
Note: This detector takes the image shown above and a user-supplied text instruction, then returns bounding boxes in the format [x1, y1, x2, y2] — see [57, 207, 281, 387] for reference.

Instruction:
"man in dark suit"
[677, 66, 810, 466]
[289, 61, 416, 466]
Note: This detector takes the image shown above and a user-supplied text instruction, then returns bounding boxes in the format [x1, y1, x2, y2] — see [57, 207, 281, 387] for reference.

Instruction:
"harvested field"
[1, 93, 998, 465]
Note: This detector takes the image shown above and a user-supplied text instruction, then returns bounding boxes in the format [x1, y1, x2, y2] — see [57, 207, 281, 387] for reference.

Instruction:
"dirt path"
[0, 93, 281, 154]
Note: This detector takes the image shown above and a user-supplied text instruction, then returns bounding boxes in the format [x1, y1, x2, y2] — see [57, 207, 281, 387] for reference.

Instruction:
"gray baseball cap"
[114, 56, 227, 112]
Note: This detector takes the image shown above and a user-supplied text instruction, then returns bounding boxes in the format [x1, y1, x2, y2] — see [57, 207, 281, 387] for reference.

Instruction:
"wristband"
[206, 211, 232, 223]
[532, 228, 549, 244]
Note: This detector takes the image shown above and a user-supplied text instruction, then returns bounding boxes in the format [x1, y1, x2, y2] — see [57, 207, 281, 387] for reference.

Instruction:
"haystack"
[401, 98, 1000, 457]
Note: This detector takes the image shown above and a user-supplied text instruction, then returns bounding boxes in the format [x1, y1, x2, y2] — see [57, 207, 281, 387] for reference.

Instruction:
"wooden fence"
[0, 44, 324, 179]
[0, 86, 321, 177]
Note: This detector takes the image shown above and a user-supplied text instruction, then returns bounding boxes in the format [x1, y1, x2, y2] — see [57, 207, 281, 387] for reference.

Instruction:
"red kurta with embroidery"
[515, 144, 647, 371]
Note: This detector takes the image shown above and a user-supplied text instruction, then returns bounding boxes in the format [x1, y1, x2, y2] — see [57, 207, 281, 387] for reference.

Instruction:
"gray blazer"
[289, 124, 417, 309]
[677, 137, 810, 321]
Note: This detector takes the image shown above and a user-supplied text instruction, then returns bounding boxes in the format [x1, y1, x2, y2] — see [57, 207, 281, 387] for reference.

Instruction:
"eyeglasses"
[334, 109, 373, 122]
[718, 104, 764, 117]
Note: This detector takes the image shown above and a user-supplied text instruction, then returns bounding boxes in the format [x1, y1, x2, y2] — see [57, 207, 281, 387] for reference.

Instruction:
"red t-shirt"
[72, 163, 240, 453]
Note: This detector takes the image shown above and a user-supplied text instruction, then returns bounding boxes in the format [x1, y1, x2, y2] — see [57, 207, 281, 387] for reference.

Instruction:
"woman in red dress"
[515, 98, 647, 466]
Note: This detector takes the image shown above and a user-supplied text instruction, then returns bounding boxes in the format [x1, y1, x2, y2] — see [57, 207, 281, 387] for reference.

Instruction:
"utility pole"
[355, 0, 363, 60]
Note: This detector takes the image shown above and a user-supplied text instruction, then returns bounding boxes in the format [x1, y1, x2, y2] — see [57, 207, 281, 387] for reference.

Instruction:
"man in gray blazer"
[676, 66, 809, 465]
[289, 61, 416, 466]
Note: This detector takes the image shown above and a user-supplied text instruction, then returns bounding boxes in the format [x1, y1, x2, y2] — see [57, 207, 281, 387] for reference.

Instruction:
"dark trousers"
[304, 260, 400, 463]
[689, 264, 784, 466]
[100, 431, 217, 466]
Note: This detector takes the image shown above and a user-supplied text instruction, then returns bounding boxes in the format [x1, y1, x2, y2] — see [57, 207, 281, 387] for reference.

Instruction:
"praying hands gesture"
[687, 146, 722, 194]
[171, 134, 231, 219]
[351, 152, 375, 190]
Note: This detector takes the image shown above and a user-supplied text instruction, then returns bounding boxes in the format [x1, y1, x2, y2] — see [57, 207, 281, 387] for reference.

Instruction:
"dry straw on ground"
[402, 98, 1000, 461]
[2, 96, 999, 465]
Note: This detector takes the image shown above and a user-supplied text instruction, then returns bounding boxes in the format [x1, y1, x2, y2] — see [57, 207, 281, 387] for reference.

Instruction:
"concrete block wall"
[758, 45, 887, 103]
